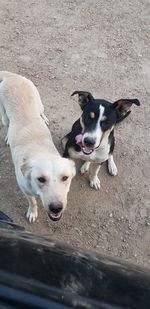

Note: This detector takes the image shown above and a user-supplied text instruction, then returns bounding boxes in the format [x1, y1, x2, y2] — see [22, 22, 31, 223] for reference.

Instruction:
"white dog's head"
[21, 155, 76, 221]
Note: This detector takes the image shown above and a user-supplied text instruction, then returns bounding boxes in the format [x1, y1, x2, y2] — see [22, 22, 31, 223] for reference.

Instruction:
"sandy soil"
[0, 0, 149, 267]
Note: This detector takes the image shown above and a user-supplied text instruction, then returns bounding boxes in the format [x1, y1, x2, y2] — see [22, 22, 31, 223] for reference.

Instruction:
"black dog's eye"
[38, 177, 46, 183]
[85, 113, 94, 122]
[62, 176, 69, 182]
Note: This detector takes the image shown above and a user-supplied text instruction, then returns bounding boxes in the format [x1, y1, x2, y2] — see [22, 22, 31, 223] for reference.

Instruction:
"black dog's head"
[71, 91, 140, 155]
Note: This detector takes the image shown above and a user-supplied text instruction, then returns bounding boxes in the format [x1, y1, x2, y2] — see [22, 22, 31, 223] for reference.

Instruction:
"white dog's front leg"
[89, 163, 101, 190]
[25, 196, 38, 223]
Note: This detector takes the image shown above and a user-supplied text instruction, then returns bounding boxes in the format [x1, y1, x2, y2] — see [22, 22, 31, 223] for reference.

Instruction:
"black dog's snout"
[49, 203, 63, 214]
[83, 137, 95, 148]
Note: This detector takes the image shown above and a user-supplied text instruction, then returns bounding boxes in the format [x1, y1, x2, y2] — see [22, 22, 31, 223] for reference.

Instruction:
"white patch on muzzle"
[83, 105, 105, 149]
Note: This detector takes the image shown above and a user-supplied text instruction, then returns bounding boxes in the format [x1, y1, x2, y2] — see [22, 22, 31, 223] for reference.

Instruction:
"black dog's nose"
[49, 203, 63, 214]
[83, 137, 95, 148]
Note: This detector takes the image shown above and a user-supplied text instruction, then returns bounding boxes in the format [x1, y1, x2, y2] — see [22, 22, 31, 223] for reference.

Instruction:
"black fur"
[108, 130, 115, 154]
[63, 119, 82, 157]
[63, 91, 141, 162]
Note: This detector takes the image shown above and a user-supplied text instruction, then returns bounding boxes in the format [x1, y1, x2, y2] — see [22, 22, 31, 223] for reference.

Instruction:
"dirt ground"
[0, 0, 149, 267]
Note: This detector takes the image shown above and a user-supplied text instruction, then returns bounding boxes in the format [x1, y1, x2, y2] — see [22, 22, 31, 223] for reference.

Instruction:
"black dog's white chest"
[74, 141, 110, 163]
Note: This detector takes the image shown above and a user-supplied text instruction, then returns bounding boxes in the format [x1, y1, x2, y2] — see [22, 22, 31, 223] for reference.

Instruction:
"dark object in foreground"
[0, 211, 150, 309]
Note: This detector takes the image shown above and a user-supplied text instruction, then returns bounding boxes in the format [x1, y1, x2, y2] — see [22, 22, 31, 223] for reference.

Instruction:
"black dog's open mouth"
[75, 134, 94, 155]
[48, 213, 62, 222]
[81, 146, 93, 155]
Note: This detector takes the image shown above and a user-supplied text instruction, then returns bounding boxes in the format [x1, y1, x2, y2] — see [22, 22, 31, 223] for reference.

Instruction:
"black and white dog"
[62, 91, 140, 190]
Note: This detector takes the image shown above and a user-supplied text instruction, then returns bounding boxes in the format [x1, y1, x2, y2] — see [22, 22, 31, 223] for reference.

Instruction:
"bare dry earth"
[0, 0, 150, 266]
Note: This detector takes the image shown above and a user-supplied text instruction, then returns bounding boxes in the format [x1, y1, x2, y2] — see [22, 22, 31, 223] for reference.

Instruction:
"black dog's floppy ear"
[71, 91, 94, 110]
[112, 98, 141, 123]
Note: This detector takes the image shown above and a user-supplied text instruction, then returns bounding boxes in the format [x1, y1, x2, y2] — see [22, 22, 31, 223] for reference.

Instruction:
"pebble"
[146, 222, 150, 226]
[74, 227, 82, 236]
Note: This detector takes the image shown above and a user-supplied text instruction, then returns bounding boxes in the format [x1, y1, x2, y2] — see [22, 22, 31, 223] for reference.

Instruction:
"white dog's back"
[0, 71, 76, 223]
[0, 71, 56, 156]
[0, 71, 44, 123]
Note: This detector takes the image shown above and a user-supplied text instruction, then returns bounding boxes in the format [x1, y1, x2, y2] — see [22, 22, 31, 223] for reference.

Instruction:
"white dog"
[0, 71, 76, 223]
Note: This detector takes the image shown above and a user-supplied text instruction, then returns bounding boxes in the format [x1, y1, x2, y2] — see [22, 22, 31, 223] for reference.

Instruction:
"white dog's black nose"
[83, 137, 95, 148]
[49, 203, 63, 214]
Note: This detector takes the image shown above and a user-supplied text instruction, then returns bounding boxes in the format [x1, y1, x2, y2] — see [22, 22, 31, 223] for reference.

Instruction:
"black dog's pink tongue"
[75, 134, 83, 146]
[75, 134, 93, 154]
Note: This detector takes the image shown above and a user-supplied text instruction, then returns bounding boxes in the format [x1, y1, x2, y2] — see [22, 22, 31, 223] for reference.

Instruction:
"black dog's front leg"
[107, 130, 118, 176]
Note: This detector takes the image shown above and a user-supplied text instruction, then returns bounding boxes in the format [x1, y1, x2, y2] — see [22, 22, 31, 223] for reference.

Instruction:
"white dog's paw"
[108, 159, 118, 176]
[90, 176, 101, 190]
[41, 113, 49, 126]
[80, 162, 90, 175]
[26, 206, 38, 223]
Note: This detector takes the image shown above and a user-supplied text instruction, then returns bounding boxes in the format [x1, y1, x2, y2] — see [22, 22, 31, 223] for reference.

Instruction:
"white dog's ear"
[21, 159, 32, 179]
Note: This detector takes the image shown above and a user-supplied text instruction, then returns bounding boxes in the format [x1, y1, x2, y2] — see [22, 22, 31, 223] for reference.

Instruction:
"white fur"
[0, 71, 76, 223]
[79, 105, 118, 189]
[71, 134, 110, 163]
[89, 164, 101, 190]
[65, 104, 117, 189]
[80, 161, 91, 174]
[80, 161, 101, 190]
[83, 105, 105, 148]
[108, 154, 118, 176]
[90, 176, 101, 190]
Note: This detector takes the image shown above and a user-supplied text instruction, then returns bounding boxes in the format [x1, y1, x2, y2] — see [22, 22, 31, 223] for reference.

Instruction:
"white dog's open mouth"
[48, 212, 62, 221]
[75, 134, 94, 155]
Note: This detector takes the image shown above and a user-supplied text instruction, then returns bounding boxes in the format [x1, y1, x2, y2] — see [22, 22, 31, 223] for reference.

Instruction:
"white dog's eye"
[37, 177, 46, 183]
[62, 176, 69, 182]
